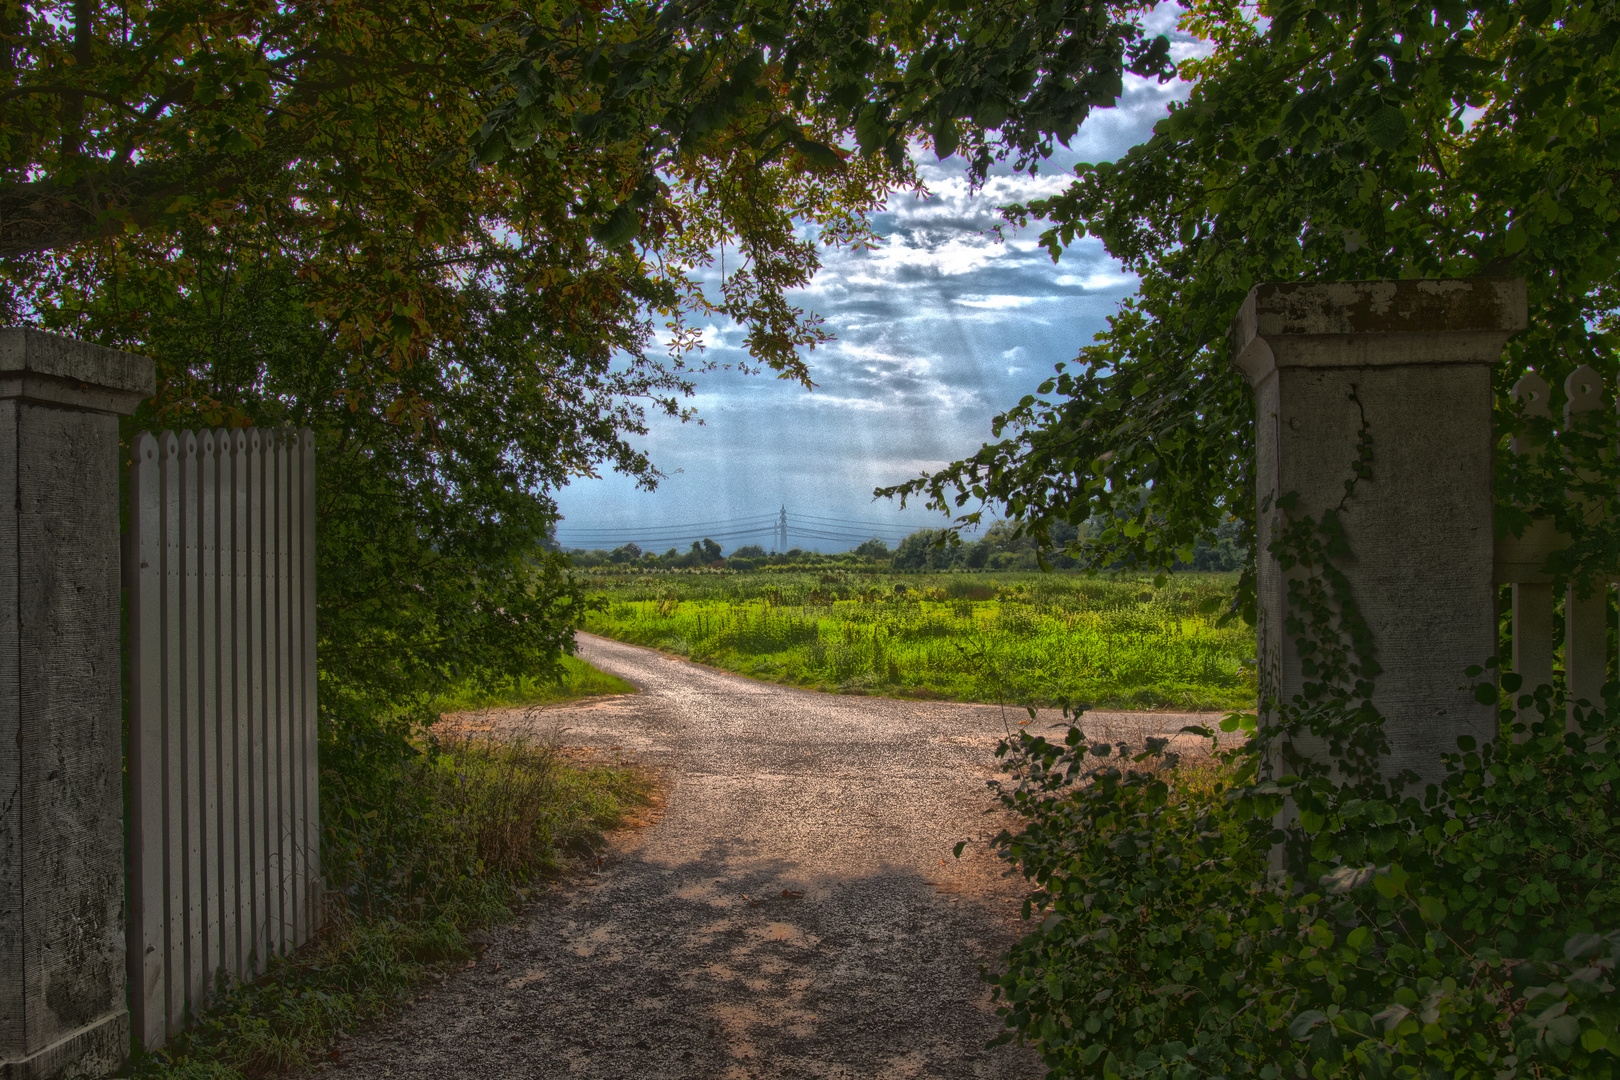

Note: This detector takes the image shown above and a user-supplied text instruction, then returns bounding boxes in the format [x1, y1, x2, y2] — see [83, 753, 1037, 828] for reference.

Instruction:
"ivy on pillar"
[1228, 279, 1526, 788]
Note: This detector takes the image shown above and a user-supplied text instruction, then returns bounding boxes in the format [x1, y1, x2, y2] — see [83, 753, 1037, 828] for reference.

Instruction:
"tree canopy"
[3, 0, 1173, 385]
[883, 0, 1620, 614]
[2, 0, 1177, 716]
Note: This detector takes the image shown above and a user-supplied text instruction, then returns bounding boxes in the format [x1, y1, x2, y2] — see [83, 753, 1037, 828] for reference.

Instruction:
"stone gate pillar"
[0, 329, 153, 1079]
[1228, 280, 1525, 787]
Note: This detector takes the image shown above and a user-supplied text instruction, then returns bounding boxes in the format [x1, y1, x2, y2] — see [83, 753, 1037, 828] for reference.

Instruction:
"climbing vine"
[978, 400, 1620, 1078]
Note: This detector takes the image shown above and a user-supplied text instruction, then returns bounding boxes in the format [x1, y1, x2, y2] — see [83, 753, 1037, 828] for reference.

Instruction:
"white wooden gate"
[125, 427, 319, 1046]
[1496, 365, 1616, 728]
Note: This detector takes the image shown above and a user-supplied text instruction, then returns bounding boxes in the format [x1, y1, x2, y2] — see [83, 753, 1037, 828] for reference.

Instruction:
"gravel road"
[308, 633, 1220, 1080]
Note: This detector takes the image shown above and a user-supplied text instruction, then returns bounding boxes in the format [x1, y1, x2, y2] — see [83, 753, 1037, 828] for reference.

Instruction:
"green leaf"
[1565, 933, 1605, 961]
[855, 103, 887, 155]
[1547, 1015, 1581, 1047]
[1290, 1009, 1328, 1040]
[793, 138, 845, 170]
[591, 204, 640, 247]
[1373, 863, 1409, 898]
[1365, 105, 1407, 151]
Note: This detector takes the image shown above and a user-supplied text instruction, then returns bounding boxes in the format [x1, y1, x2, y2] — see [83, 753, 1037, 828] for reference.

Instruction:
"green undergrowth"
[430, 653, 636, 713]
[986, 687, 1620, 1079]
[129, 735, 650, 1080]
[580, 570, 1254, 710]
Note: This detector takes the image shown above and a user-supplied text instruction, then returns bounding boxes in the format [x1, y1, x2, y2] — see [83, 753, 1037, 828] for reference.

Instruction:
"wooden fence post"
[1229, 280, 1526, 787]
[0, 328, 153, 1079]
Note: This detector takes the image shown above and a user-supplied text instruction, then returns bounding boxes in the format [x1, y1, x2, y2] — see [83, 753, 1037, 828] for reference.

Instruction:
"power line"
[787, 511, 946, 531]
[781, 523, 905, 539]
[556, 512, 776, 536]
[556, 522, 776, 540]
[792, 536, 895, 546]
[555, 507, 954, 552]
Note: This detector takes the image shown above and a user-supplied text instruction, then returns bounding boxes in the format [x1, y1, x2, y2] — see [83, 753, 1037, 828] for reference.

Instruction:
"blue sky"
[552, 8, 1203, 555]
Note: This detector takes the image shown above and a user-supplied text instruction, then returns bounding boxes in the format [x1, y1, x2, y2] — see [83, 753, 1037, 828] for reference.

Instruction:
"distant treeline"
[563, 517, 1246, 574]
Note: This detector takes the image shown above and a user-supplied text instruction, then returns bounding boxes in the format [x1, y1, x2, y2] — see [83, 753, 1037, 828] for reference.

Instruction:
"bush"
[984, 687, 1620, 1079]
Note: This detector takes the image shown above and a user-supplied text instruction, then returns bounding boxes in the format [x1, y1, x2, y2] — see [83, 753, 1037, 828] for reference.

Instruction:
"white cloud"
[954, 295, 1040, 309]
[556, 12, 1206, 547]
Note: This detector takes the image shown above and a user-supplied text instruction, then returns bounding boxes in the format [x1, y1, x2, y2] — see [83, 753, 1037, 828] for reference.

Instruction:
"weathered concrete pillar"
[0, 329, 153, 1079]
[1229, 280, 1525, 787]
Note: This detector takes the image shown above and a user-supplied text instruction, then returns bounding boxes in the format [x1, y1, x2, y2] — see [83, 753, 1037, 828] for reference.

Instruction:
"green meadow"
[579, 570, 1255, 710]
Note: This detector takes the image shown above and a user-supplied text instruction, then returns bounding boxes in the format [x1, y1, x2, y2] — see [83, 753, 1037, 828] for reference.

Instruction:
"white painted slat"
[274, 431, 294, 952]
[286, 432, 306, 946]
[1511, 582, 1555, 732]
[1567, 587, 1608, 724]
[260, 430, 284, 958]
[127, 432, 167, 1048]
[180, 431, 205, 1018]
[245, 429, 268, 975]
[231, 430, 256, 981]
[197, 430, 220, 1007]
[159, 431, 185, 1035]
[211, 430, 238, 986]
[1506, 372, 1557, 739]
[300, 428, 320, 935]
[1564, 366, 1607, 733]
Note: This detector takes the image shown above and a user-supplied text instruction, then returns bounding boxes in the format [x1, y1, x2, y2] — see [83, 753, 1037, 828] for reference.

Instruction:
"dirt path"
[308, 633, 1220, 1080]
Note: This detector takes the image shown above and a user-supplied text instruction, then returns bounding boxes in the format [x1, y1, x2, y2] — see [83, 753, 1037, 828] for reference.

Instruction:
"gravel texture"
[306, 633, 1222, 1080]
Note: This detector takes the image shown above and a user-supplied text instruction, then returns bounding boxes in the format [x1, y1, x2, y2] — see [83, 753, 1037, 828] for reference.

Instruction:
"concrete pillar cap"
[1229, 279, 1527, 385]
[0, 326, 155, 415]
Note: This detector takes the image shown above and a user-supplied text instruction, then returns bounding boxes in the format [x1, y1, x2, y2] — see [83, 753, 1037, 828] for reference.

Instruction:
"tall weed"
[135, 733, 648, 1079]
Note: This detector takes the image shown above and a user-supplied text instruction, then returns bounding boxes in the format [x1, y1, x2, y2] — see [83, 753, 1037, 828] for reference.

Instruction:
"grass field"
[579, 570, 1255, 710]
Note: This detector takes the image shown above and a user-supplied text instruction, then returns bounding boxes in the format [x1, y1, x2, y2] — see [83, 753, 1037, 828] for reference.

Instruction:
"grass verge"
[430, 653, 636, 713]
[129, 735, 650, 1080]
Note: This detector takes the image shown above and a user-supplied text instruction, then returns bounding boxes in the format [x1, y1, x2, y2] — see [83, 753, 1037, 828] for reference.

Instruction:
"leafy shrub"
[984, 688, 1620, 1079]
